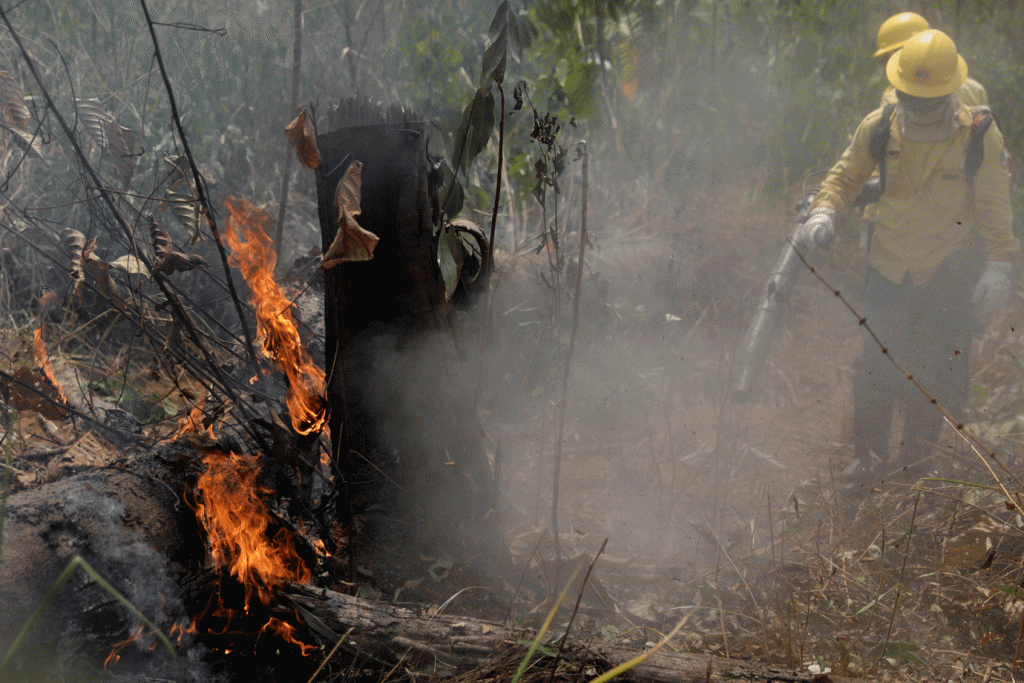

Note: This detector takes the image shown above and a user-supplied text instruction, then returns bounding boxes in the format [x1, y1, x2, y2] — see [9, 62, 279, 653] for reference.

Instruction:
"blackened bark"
[315, 98, 508, 580]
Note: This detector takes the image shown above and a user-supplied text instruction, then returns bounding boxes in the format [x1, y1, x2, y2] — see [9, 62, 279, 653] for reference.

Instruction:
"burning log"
[1, 429, 836, 683]
[0, 436, 323, 681]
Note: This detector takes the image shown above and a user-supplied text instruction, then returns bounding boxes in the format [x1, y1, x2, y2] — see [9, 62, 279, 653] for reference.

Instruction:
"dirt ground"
[479, 181, 1024, 681]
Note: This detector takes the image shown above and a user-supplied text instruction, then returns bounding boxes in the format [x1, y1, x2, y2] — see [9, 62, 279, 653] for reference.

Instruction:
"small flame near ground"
[183, 445, 317, 656]
[171, 385, 211, 441]
[104, 620, 197, 669]
[223, 196, 328, 435]
[33, 326, 67, 403]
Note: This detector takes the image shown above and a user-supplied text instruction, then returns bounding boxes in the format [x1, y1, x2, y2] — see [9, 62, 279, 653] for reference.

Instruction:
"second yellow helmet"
[874, 12, 930, 58]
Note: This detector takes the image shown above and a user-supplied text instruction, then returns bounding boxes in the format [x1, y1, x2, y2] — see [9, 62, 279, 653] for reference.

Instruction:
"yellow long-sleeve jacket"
[811, 103, 1019, 286]
[863, 77, 989, 222]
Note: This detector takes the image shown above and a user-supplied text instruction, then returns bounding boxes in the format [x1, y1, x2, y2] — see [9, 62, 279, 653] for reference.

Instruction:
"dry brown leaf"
[0, 68, 31, 131]
[285, 109, 322, 170]
[163, 154, 188, 186]
[322, 207, 378, 268]
[0, 121, 43, 157]
[82, 235, 98, 262]
[164, 252, 208, 275]
[104, 117, 138, 187]
[67, 234, 127, 304]
[2, 366, 71, 420]
[322, 161, 377, 267]
[46, 430, 117, 482]
[150, 215, 172, 263]
[150, 215, 207, 276]
[83, 255, 123, 302]
[62, 228, 86, 282]
[333, 160, 362, 216]
[75, 98, 110, 148]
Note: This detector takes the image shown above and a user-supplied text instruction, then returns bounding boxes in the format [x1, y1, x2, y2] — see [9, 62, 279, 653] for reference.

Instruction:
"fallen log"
[0, 434, 323, 682]
[0, 438, 204, 679]
[283, 582, 849, 683]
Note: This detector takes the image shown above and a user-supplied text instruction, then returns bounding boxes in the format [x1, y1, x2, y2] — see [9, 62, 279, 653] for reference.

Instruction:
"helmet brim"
[873, 41, 906, 59]
[886, 50, 968, 98]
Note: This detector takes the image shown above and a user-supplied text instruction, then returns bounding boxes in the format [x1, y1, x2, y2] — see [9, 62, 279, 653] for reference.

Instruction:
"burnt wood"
[313, 98, 508, 578]
[284, 582, 848, 683]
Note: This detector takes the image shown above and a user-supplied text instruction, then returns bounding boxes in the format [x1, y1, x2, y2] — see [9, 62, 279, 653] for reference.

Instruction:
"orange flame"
[171, 386, 210, 441]
[169, 619, 198, 645]
[104, 624, 154, 668]
[223, 197, 327, 435]
[33, 326, 67, 404]
[261, 615, 317, 656]
[190, 449, 312, 611]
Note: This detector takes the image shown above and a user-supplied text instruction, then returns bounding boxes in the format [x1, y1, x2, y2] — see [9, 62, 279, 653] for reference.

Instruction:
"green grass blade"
[510, 564, 580, 683]
[587, 617, 686, 683]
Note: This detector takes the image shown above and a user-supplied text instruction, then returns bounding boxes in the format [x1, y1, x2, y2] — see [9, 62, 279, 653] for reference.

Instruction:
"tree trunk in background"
[315, 98, 509, 580]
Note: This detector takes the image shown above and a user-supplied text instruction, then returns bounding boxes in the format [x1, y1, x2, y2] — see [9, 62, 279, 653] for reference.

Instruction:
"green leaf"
[450, 89, 495, 181]
[437, 223, 461, 300]
[437, 159, 465, 221]
[481, 35, 508, 87]
[481, 0, 522, 87]
[159, 396, 178, 418]
[563, 61, 601, 120]
[996, 584, 1024, 600]
[515, 639, 556, 657]
[866, 640, 925, 665]
[855, 587, 892, 615]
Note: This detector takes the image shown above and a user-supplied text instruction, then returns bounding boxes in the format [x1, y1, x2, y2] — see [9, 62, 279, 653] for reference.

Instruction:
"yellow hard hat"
[886, 29, 967, 98]
[874, 12, 930, 58]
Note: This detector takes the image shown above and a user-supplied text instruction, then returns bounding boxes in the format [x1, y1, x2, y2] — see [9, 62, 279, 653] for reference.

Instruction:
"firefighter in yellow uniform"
[792, 30, 1019, 491]
[860, 13, 989, 232]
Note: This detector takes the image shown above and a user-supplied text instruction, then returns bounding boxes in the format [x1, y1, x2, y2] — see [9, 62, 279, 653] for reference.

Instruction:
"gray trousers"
[852, 248, 983, 469]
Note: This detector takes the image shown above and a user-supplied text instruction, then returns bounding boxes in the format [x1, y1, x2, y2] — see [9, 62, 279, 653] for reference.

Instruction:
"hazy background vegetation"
[3, 0, 1021, 267]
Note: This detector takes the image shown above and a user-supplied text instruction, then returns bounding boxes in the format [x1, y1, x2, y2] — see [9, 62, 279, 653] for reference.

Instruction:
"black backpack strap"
[965, 105, 993, 184]
[869, 103, 897, 194]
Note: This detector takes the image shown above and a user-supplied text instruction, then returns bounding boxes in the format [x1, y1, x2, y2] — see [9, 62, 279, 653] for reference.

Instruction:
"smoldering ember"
[2, 3, 1024, 683]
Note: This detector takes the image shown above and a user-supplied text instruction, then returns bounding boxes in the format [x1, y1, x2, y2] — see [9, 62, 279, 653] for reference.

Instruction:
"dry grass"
[481, 178, 1024, 681]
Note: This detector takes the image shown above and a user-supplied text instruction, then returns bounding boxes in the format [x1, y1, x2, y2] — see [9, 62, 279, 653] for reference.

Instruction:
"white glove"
[791, 208, 835, 252]
[972, 261, 1014, 317]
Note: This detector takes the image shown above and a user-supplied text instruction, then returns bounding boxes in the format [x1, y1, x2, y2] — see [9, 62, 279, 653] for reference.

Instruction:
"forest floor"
[2, 179, 1024, 683]
[477, 181, 1024, 682]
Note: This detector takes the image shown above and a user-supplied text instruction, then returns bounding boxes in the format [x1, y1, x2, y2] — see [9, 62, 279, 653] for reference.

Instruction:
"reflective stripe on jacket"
[812, 103, 1018, 285]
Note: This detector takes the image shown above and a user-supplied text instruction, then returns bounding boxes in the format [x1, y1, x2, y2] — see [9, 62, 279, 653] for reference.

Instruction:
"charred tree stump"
[314, 99, 508, 580]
